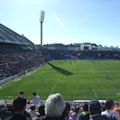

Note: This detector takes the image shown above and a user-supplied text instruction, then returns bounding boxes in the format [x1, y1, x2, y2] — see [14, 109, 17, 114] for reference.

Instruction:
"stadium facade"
[44, 43, 120, 51]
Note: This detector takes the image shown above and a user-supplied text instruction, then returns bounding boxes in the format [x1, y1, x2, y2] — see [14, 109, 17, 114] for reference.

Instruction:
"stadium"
[0, 23, 120, 119]
[1, 1, 120, 118]
[0, 23, 120, 99]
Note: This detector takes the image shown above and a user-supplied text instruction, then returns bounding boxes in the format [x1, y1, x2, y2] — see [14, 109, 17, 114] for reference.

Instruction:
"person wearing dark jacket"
[89, 100, 109, 120]
[10, 97, 31, 120]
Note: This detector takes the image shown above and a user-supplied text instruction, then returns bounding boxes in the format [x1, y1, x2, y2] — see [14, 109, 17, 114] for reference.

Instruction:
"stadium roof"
[0, 23, 34, 46]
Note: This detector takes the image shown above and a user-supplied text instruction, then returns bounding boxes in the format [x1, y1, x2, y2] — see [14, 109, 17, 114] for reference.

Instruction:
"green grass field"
[0, 60, 120, 101]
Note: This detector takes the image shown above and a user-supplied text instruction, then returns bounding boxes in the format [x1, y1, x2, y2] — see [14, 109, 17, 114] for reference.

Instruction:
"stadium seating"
[0, 51, 47, 80]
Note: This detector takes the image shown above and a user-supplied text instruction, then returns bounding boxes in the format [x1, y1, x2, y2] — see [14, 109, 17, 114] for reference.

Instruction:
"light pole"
[40, 11, 45, 46]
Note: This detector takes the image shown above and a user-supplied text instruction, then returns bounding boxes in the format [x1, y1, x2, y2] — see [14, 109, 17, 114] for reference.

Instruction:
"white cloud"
[55, 16, 64, 29]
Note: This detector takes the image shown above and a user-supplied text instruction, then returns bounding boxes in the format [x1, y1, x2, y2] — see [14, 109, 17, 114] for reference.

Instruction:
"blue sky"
[0, 0, 120, 47]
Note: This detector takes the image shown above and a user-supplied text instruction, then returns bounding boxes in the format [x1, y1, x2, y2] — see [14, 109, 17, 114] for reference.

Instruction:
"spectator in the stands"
[62, 103, 71, 120]
[28, 104, 39, 119]
[89, 100, 109, 120]
[43, 93, 65, 120]
[71, 105, 80, 120]
[114, 107, 120, 120]
[38, 105, 46, 120]
[101, 99, 119, 120]
[0, 51, 46, 80]
[11, 97, 31, 120]
[114, 103, 120, 117]
[77, 103, 89, 120]
[32, 92, 41, 108]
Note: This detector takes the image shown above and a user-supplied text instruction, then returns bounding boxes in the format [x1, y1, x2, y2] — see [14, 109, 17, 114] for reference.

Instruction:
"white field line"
[49, 79, 60, 95]
[92, 88, 98, 99]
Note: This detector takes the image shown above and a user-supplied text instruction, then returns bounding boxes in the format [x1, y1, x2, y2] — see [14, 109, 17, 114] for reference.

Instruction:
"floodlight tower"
[40, 11, 45, 46]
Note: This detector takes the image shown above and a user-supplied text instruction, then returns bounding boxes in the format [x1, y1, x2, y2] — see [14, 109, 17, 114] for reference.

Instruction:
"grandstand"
[0, 24, 46, 82]
[0, 23, 34, 51]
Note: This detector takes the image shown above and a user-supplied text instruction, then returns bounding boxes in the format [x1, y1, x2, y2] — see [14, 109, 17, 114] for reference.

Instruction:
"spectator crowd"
[0, 51, 48, 80]
[0, 92, 120, 120]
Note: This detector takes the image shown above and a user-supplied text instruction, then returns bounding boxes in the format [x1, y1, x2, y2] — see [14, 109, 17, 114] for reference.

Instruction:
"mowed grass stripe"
[0, 60, 120, 101]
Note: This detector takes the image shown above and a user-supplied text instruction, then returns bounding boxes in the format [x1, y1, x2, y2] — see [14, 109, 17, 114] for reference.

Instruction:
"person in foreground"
[43, 93, 65, 120]
[89, 100, 109, 120]
[101, 99, 120, 120]
[10, 97, 31, 120]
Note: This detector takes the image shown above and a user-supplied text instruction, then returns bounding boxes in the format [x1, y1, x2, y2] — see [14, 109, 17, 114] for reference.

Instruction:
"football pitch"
[0, 60, 120, 101]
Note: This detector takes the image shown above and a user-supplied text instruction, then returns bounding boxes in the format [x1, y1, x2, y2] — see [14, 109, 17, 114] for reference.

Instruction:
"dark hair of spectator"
[83, 103, 88, 112]
[62, 103, 70, 118]
[39, 105, 45, 116]
[75, 106, 80, 113]
[32, 92, 36, 96]
[64, 103, 70, 113]
[105, 99, 114, 110]
[20, 91, 24, 95]
[30, 105, 36, 110]
[89, 101, 101, 115]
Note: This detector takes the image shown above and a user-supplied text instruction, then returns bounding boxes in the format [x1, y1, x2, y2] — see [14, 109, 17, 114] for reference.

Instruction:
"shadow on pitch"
[48, 63, 74, 76]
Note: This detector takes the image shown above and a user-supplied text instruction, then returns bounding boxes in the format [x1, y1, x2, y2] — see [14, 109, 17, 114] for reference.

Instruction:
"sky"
[0, 0, 120, 47]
